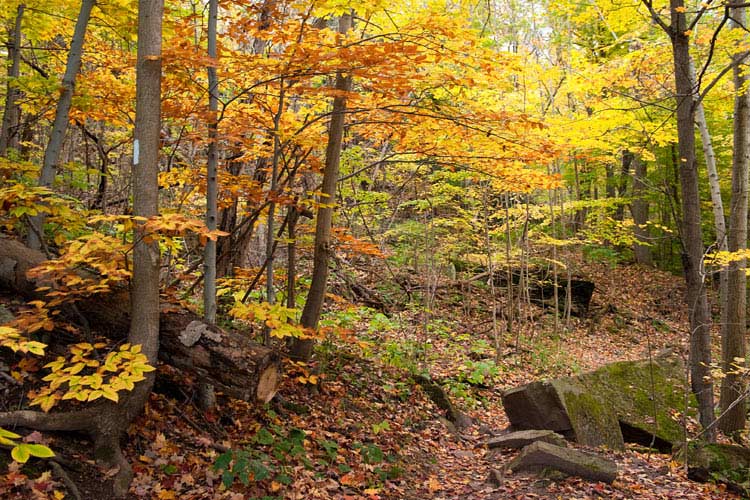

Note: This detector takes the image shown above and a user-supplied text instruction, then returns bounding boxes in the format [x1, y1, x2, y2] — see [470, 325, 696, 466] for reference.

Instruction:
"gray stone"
[0, 303, 13, 324]
[502, 382, 572, 433]
[509, 441, 617, 484]
[487, 429, 567, 449]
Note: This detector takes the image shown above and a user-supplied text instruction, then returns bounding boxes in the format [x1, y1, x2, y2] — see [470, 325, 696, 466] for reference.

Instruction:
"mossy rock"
[503, 352, 695, 451]
[559, 352, 693, 449]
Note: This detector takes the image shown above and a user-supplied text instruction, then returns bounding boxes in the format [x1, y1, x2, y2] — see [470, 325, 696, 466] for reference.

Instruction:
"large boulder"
[502, 351, 693, 451]
[508, 441, 618, 484]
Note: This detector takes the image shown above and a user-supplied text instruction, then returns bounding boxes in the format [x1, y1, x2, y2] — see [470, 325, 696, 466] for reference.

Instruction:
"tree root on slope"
[0, 385, 152, 497]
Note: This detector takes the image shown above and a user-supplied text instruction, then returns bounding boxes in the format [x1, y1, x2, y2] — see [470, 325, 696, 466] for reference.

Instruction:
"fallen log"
[0, 237, 281, 403]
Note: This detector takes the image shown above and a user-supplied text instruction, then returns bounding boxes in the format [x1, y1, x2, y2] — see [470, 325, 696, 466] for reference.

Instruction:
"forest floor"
[0, 254, 740, 499]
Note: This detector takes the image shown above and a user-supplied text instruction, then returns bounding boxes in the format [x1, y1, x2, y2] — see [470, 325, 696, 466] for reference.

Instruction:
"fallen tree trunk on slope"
[0, 237, 281, 403]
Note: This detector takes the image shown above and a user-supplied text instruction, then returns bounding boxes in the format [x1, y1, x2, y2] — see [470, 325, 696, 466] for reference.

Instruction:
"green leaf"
[214, 451, 232, 471]
[221, 470, 234, 488]
[255, 428, 274, 446]
[25, 443, 54, 458]
[11, 444, 30, 463]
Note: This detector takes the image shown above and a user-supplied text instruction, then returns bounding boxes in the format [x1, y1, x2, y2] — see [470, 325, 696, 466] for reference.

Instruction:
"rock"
[501, 352, 691, 451]
[486, 468, 504, 486]
[0, 304, 13, 324]
[502, 382, 572, 434]
[508, 441, 617, 484]
[487, 430, 567, 449]
[527, 278, 595, 317]
[678, 442, 750, 495]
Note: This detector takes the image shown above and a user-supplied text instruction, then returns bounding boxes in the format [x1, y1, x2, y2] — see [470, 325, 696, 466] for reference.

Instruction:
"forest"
[1, 0, 750, 498]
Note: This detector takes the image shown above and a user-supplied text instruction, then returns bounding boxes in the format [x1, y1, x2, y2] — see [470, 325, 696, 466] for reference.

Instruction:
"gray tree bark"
[630, 154, 652, 266]
[0, 3, 24, 157]
[198, 0, 219, 411]
[28, 0, 95, 250]
[691, 58, 729, 344]
[719, 2, 749, 437]
[289, 12, 353, 361]
[668, 0, 715, 437]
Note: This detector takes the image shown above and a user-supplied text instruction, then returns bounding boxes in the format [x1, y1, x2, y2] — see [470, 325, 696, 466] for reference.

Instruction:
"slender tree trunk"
[719, 3, 749, 436]
[92, 0, 164, 494]
[691, 58, 730, 340]
[264, 85, 284, 345]
[286, 205, 298, 310]
[289, 12, 353, 361]
[669, 0, 715, 437]
[123, 0, 163, 448]
[630, 154, 653, 266]
[28, 0, 95, 250]
[0, 3, 24, 157]
[614, 152, 630, 221]
[199, 0, 219, 411]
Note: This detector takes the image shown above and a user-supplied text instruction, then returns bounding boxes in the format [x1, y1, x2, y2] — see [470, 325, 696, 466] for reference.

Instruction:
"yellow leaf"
[25, 443, 54, 458]
[0, 436, 16, 446]
[0, 428, 22, 440]
[101, 387, 119, 402]
[67, 362, 86, 375]
[88, 390, 103, 402]
[25, 341, 46, 356]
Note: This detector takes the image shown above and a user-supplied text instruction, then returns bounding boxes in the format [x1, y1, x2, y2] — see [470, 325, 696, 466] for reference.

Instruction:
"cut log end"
[257, 365, 280, 403]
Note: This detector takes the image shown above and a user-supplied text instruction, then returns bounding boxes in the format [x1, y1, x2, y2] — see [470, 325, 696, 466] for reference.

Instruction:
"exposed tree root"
[49, 461, 82, 500]
[0, 379, 154, 497]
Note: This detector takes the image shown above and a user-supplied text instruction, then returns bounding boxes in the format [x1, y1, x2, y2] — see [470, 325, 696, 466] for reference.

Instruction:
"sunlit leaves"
[0, 326, 47, 356]
[31, 343, 155, 412]
[229, 296, 306, 340]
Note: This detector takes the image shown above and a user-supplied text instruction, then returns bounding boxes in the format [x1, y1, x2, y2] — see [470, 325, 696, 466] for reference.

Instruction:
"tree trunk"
[98, 0, 165, 493]
[614, 151, 630, 221]
[28, 0, 95, 250]
[692, 58, 729, 346]
[669, 0, 715, 437]
[630, 154, 652, 266]
[0, 3, 24, 157]
[289, 12, 353, 361]
[198, 0, 219, 411]
[719, 3, 749, 436]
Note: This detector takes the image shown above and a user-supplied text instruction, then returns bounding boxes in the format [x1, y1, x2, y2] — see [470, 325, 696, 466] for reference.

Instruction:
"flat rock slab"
[509, 441, 618, 484]
[488, 430, 567, 449]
